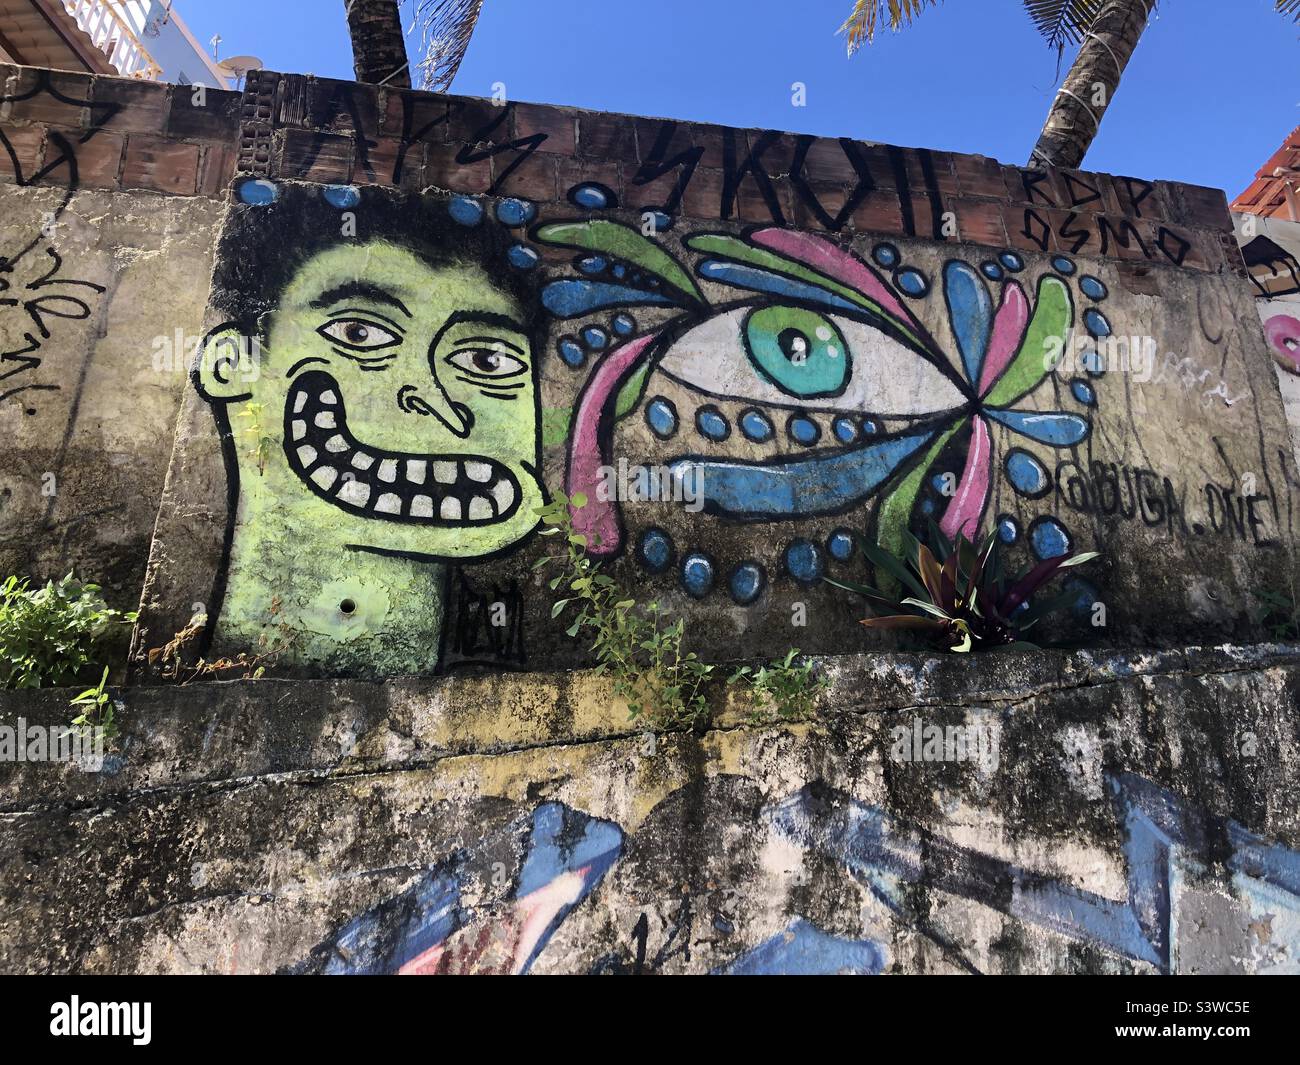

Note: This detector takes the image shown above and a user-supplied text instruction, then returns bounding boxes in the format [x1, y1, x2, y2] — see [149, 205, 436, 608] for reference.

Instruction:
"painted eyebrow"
[309, 281, 412, 318]
[450, 335, 526, 356]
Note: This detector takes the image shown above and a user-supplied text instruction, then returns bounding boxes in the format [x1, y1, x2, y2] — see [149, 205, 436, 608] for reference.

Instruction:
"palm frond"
[839, 0, 942, 55]
[1279, 0, 1300, 21]
[1022, 0, 1110, 50]
[408, 0, 484, 92]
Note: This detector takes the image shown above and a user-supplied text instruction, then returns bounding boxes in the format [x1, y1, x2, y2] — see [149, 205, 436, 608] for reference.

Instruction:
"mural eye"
[446, 347, 528, 378]
[743, 305, 848, 397]
[656, 306, 967, 419]
[318, 318, 401, 351]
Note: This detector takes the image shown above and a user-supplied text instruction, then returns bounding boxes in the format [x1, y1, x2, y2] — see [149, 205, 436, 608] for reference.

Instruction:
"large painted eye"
[446, 347, 528, 378]
[743, 305, 848, 397]
[318, 318, 401, 351]
[657, 305, 967, 419]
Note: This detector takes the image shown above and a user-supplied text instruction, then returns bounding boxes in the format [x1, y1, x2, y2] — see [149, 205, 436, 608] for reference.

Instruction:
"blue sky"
[185, 0, 1297, 197]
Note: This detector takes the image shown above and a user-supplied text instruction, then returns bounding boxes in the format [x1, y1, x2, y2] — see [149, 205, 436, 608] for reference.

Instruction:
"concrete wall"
[128, 71, 1300, 676]
[3, 644, 1298, 974]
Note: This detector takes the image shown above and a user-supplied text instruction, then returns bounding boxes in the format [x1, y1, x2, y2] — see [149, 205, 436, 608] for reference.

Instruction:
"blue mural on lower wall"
[289, 775, 1300, 975]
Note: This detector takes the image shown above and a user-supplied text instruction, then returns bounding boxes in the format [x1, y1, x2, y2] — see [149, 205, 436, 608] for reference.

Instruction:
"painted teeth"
[287, 377, 521, 525]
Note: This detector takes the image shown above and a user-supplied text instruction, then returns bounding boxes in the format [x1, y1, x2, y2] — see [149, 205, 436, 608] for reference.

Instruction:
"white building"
[0, 1, 232, 88]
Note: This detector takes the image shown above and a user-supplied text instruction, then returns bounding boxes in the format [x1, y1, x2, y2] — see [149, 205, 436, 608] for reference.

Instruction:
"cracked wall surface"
[2, 645, 1298, 974]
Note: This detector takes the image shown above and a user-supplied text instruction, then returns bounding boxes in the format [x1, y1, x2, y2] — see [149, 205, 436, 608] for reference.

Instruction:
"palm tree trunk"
[344, 0, 412, 87]
[1028, 0, 1153, 170]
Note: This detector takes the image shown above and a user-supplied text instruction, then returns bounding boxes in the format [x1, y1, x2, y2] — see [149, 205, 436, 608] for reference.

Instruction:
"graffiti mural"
[1238, 218, 1300, 377]
[531, 203, 1102, 603]
[288, 774, 1300, 975]
[197, 183, 548, 673]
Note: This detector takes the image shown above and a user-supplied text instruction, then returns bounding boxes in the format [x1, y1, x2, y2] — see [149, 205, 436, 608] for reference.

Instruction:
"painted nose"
[397, 383, 473, 438]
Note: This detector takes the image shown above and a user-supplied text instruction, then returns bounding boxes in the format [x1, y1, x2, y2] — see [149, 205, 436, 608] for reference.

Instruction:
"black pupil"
[473, 350, 501, 372]
[778, 328, 810, 363]
[345, 323, 370, 344]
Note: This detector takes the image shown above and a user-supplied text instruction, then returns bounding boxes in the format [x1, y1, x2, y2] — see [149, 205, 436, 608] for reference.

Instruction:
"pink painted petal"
[566, 332, 660, 556]
[750, 227, 924, 335]
[977, 280, 1030, 397]
[940, 416, 991, 543]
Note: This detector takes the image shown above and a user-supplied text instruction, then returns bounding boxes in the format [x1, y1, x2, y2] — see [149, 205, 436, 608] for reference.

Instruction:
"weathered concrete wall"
[0, 67, 235, 600]
[1235, 212, 1300, 468]
[2, 646, 1298, 974]
[118, 72, 1300, 677]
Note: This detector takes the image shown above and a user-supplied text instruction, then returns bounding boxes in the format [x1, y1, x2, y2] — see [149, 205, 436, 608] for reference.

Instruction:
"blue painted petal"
[943, 261, 993, 385]
[986, 408, 1090, 446]
[696, 261, 866, 316]
[541, 281, 675, 319]
[668, 426, 938, 518]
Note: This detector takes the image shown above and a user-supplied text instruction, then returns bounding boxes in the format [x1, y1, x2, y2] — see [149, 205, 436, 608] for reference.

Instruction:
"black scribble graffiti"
[446, 571, 526, 665]
[0, 244, 105, 411]
[0, 71, 119, 414]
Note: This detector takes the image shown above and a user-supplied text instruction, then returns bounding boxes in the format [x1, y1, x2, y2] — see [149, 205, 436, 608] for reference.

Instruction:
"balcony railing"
[62, 0, 163, 80]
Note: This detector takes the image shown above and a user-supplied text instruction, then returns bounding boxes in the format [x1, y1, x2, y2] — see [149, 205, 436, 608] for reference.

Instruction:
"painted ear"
[195, 324, 256, 403]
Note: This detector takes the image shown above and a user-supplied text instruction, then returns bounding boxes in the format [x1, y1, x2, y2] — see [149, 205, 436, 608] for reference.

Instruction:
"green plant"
[729, 648, 829, 722]
[534, 494, 713, 727]
[826, 524, 1098, 653]
[1256, 588, 1300, 642]
[70, 666, 120, 745]
[0, 574, 137, 690]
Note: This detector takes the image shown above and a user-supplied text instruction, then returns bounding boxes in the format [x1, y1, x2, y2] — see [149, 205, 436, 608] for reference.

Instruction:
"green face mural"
[198, 231, 544, 675]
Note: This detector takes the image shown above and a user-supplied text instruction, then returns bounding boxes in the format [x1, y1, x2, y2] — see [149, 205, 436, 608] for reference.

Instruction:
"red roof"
[1232, 124, 1300, 219]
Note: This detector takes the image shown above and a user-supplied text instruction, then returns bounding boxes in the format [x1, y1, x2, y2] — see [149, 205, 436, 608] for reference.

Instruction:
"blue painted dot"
[612, 314, 636, 337]
[570, 183, 614, 210]
[1071, 379, 1097, 407]
[1080, 275, 1108, 301]
[237, 178, 278, 205]
[1084, 309, 1111, 338]
[638, 528, 674, 574]
[788, 415, 820, 446]
[740, 409, 774, 442]
[558, 337, 585, 368]
[1030, 517, 1072, 560]
[873, 243, 900, 268]
[981, 262, 1004, 281]
[448, 195, 484, 226]
[784, 539, 825, 585]
[681, 553, 715, 598]
[999, 251, 1024, 272]
[860, 418, 881, 436]
[896, 269, 929, 297]
[1052, 255, 1076, 276]
[1062, 576, 1101, 620]
[997, 515, 1020, 545]
[323, 184, 361, 209]
[1006, 449, 1050, 497]
[577, 255, 607, 275]
[729, 561, 766, 606]
[832, 416, 859, 444]
[612, 263, 627, 280]
[695, 405, 730, 442]
[930, 473, 949, 494]
[827, 530, 855, 562]
[1081, 350, 1106, 377]
[508, 244, 539, 270]
[581, 326, 609, 351]
[920, 497, 937, 516]
[645, 398, 678, 439]
[495, 198, 535, 226]
[641, 209, 673, 233]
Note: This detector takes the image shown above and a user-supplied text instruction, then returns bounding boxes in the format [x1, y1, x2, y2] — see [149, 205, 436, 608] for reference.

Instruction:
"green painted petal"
[541, 406, 572, 447]
[982, 275, 1073, 409]
[684, 233, 932, 354]
[613, 361, 652, 419]
[534, 220, 704, 305]
[874, 419, 963, 592]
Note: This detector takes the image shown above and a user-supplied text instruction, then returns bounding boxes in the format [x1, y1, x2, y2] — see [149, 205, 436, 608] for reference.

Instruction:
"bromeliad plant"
[826, 523, 1098, 652]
